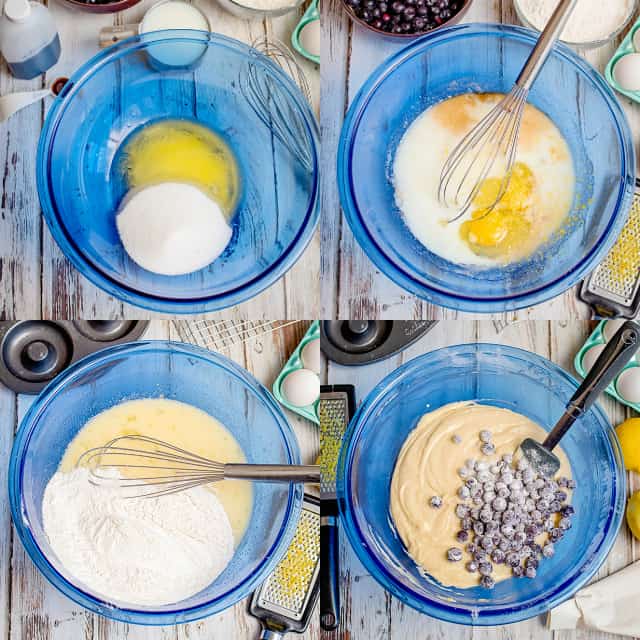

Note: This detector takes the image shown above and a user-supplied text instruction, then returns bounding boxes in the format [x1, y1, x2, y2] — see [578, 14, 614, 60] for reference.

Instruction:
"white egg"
[603, 319, 627, 341]
[581, 343, 605, 373]
[300, 19, 320, 58]
[281, 368, 320, 407]
[616, 367, 640, 404]
[613, 53, 640, 92]
[301, 338, 320, 374]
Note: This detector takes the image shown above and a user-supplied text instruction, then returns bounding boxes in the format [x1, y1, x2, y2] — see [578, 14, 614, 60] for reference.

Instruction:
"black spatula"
[521, 320, 640, 476]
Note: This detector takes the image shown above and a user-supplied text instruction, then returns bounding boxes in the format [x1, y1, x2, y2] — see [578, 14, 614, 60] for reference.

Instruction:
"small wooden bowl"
[341, 0, 474, 39]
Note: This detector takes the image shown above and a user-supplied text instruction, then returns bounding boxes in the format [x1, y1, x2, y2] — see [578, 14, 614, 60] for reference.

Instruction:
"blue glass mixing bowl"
[337, 344, 626, 625]
[338, 24, 635, 312]
[37, 31, 319, 314]
[9, 341, 303, 625]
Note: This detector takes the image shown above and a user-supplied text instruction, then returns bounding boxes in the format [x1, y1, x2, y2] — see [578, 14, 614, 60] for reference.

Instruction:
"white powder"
[116, 182, 233, 276]
[42, 467, 234, 606]
[517, 0, 634, 43]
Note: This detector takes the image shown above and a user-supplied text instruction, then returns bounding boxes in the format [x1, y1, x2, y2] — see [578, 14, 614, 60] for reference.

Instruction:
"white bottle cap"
[4, 0, 31, 21]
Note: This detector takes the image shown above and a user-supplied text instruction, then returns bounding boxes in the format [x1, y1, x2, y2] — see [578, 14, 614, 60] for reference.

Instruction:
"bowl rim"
[337, 22, 636, 313]
[337, 342, 626, 625]
[36, 30, 320, 315]
[8, 339, 303, 625]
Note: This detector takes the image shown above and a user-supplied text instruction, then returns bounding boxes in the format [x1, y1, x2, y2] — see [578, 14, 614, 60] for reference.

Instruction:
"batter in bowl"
[393, 93, 575, 266]
[390, 402, 572, 588]
[59, 398, 253, 540]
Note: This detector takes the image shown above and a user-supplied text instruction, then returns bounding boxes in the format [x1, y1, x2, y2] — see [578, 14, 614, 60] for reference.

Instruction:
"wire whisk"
[438, 0, 578, 224]
[240, 37, 315, 172]
[78, 435, 319, 498]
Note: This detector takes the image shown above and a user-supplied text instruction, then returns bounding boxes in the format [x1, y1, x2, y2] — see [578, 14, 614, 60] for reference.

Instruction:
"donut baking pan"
[0, 321, 149, 394]
[320, 320, 435, 365]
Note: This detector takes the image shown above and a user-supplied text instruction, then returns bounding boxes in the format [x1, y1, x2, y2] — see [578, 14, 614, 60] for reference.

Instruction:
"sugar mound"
[116, 182, 232, 276]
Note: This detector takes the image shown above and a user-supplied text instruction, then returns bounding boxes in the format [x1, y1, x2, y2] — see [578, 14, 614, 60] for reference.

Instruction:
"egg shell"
[616, 367, 640, 404]
[613, 53, 640, 92]
[281, 368, 320, 407]
[301, 338, 320, 374]
[582, 343, 605, 373]
[603, 319, 628, 342]
[300, 19, 320, 57]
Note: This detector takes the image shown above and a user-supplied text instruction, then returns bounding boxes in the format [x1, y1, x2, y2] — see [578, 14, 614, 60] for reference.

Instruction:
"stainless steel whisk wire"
[78, 435, 319, 498]
[240, 37, 314, 172]
[438, 0, 578, 224]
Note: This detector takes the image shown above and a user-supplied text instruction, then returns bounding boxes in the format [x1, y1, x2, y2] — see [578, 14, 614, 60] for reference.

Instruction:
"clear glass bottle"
[0, 0, 61, 80]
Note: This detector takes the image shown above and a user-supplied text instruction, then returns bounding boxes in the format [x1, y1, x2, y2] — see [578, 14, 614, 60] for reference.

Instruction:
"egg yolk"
[460, 162, 535, 259]
[121, 119, 240, 217]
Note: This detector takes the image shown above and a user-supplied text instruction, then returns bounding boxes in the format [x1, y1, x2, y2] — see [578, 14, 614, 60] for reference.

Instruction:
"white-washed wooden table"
[0, 0, 319, 320]
[0, 320, 320, 640]
[321, 320, 639, 640]
[320, 0, 640, 320]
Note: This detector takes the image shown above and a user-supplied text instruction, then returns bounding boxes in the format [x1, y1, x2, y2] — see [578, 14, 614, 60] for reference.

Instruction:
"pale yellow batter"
[389, 402, 572, 588]
[60, 398, 253, 542]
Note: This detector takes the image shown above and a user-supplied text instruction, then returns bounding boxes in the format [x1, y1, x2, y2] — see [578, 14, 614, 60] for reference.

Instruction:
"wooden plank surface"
[320, 0, 640, 320]
[0, 320, 320, 639]
[0, 0, 319, 320]
[322, 320, 638, 640]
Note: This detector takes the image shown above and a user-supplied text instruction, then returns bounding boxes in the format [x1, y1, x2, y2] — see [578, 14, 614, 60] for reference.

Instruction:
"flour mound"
[42, 467, 234, 606]
[116, 182, 233, 276]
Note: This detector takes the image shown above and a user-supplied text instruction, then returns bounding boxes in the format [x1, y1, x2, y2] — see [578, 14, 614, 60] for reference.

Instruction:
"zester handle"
[544, 321, 640, 451]
[259, 630, 285, 640]
[320, 515, 340, 630]
[224, 463, 319, 483]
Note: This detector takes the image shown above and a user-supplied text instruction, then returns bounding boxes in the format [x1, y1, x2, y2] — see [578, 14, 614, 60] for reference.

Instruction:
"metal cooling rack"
[172, 320, 302, 352]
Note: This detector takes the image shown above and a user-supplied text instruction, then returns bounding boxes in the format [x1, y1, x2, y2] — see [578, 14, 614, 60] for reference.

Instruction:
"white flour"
[517, 0, 634, 43]
[42, 467, 234, 606]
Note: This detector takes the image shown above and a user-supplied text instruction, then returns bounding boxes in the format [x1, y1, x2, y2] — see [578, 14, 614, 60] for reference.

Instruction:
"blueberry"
[461, 517, 472, 531]
[447, 547, 463, 562]
[549, 528, 564, 542]
[525, 566, 537, 579]
[456, 530, 469, 543]
[455, 504, 469, 518]
[559, 517, 572, 531]
[458, 486, 471, 500]
[506, 552, 520, 567]
[481, 575, 495, 589]
[478, 561, 493, 576]
[525, 557, 538, 570]
[479, 536, 494, 551]
[473, 522, 484, 536]
[481, 443, 496, 456]
[466, 561, 478, 573]
[542, 543, 555, 558]
[430, 496, 443, 509]
[491, 549, 506, 564]
[492, 497, 507, 512]
[479, 430, 492, 443]
[560, 504, 575, 517]
[512, 565, 524, 577]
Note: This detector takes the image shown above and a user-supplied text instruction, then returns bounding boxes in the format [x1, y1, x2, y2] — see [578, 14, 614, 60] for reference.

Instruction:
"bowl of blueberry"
[337, 343, 626, 624]
[342, 0, 472, 37]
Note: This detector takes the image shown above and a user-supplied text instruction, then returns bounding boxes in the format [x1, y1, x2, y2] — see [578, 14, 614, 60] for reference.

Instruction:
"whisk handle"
[515, 0, 578, 91]
[224, 464, 319, 483]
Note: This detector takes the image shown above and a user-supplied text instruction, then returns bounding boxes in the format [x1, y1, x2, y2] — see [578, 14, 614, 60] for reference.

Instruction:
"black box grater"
[319, 384, 355, 631]
[579, 179, 640, 318]
[249, 493, 320, 639]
